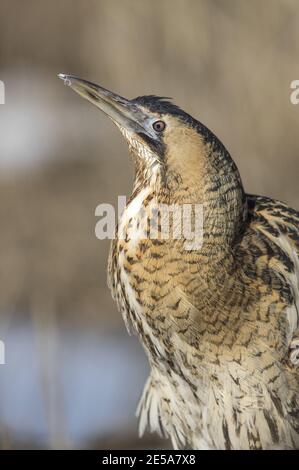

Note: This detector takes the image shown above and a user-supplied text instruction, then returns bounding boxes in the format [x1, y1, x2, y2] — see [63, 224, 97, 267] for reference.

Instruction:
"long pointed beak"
[58, 74, 152, 137]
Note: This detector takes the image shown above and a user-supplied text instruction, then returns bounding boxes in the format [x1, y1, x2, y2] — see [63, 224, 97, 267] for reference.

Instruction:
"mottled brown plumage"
[59, 75, 299, 449]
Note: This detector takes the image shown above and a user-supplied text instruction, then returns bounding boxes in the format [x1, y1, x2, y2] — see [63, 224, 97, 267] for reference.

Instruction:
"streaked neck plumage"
[127, 125, 247, 265]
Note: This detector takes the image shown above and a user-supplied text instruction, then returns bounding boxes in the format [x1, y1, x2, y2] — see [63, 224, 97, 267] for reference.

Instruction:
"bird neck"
[133, 143, 246, 261]
[199, 144, 247, 259]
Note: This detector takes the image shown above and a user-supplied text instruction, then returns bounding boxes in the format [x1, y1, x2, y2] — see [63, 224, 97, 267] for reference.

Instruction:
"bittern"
[59, 74, 299, 450]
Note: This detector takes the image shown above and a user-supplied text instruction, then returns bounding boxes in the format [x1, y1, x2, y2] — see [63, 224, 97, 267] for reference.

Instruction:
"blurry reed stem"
[0, 310, 15, 448]
[32, 301, 71, 449]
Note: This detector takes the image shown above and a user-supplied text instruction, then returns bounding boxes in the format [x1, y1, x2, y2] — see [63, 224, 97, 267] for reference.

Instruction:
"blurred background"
[0, 0, 299, 449]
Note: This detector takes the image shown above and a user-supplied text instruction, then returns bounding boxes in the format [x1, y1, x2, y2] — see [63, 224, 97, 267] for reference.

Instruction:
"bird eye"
[152, 120, 166, 132]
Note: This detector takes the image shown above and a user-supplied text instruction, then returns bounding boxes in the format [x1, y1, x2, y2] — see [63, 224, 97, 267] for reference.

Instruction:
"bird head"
[58, 74, 246, 242]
